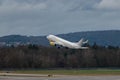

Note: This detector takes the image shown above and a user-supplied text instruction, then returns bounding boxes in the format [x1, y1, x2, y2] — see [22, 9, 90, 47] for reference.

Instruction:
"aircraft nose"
[46, 35, 50, 39]
[47, 35, 54, 39]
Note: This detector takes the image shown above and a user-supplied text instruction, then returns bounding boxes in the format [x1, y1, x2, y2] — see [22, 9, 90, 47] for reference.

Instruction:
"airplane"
[46, 34, 88, 49]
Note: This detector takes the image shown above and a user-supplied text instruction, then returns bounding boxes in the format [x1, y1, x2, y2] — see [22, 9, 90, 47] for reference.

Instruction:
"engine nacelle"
[50, 42, 55, 46]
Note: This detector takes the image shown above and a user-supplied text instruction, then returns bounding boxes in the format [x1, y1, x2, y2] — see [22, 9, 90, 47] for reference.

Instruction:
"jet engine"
[50, 42, 55, 46]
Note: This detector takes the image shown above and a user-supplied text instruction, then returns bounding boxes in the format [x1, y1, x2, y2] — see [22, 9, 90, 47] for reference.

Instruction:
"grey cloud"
[70, 0, 100, 11]
[95, 0, 120, 10]
[0, 0, 120, 36]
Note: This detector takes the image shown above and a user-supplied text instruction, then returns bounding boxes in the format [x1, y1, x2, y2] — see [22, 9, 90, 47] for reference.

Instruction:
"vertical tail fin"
[77, 38, 88, 46]
[77, 38, 84, 46]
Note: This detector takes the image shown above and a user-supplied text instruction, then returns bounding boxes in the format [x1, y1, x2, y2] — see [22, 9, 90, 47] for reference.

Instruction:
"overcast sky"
[0, 0, 120, 36]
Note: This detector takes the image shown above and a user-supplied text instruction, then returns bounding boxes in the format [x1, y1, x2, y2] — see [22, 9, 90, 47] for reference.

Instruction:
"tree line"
[0, 44, 120, 69]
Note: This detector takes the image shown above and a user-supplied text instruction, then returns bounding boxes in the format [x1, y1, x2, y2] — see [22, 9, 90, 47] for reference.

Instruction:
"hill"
[0, 30, 120, 46]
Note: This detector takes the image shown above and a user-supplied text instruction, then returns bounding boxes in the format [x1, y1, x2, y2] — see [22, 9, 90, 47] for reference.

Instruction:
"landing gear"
[55, 44, 57, 46]
[65, 47, 68, 49]
[54, 44, 61, 49]
[57, 46, 61, 49]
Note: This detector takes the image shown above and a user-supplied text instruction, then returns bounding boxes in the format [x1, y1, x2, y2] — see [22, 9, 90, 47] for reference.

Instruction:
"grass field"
[1, 69, 120, 75]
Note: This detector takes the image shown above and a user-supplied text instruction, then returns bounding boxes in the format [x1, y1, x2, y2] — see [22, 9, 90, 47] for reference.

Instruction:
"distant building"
[0, 42, 6, 47]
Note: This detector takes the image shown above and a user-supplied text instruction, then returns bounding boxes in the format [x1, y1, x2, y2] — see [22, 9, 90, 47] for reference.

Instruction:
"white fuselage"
[47, 35, 88, 49]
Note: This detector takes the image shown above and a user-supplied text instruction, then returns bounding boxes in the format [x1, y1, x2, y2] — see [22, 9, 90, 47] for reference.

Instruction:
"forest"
[0, 44, 120, 69]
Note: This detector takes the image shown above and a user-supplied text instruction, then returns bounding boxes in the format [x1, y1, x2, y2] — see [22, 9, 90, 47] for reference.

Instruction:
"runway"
[0, 76, 120, 80]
